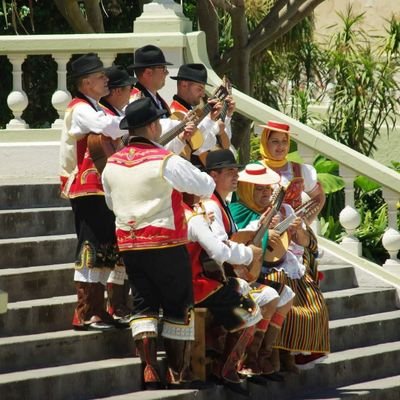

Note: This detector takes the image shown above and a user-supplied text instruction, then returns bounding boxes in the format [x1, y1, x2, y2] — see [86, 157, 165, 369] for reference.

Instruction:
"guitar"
[197, 77, 232, 165]
[216, 75, 232, 150]
[88, 85, 229, 173]
[264, 199, 320, 265]
[87, 133, 129, 174]
[180, 84, 229, 161]
[229, 185, 288, 282]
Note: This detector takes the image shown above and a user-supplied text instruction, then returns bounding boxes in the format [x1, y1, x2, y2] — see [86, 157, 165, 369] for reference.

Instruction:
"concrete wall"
[314, 0, 400, 43]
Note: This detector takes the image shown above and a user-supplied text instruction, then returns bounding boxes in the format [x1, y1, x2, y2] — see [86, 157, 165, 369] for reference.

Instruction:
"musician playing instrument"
[129, 45, 196, 155]
[259, 121, 325, 224]
[183, 193, 262, 395]
[202, 150, 295, 386]
[230, 167, 330, 372]
[170, 63, 234, 165]
[59, 53, 128, 331]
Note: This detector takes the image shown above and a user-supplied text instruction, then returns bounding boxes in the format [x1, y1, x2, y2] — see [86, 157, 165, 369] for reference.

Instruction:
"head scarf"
[229, 181, 270, 255]
[259, 128, 290, 169]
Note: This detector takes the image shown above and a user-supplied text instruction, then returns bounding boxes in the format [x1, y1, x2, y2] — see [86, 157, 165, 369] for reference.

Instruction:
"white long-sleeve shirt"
[202, 197, 253, 266]
[68, 95, 127, 139]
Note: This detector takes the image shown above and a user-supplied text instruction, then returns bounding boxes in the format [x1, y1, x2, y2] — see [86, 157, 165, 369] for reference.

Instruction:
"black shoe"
[262, 371, 285, 382]
[223, 381, 250, 397]
[144, 381, 165, 390]
[247, 375, 269, 386]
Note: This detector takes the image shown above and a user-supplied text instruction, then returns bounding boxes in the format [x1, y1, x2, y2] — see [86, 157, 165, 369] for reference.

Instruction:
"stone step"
[94, 390, 213, 400]
[0, 329, 134, 374]
[1, 341, 399, 400]
[324, 286, 398, 320]
[318, 264, 357, 292]
[0, 264, 74, 302]
[0, 295, 75, 337]
[0, 262, 356, 304]
[3, 280, 398, 337]
[0, 207, 74, 239]
[0, 358, 145, 400]
[329, 310, 400, 352]
[0, 183, 67, 210]
[293, 374, 400, 400]
[248, 341, 400, 400]
[0, 234, 76, 269]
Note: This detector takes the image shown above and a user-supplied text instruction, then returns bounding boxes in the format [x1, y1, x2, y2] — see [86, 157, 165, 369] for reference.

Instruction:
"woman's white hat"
[238, 163, 280, 185]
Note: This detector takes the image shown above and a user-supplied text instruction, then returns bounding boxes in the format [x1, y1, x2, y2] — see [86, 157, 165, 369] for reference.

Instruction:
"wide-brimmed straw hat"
[238, 163, 280, 185]
[259, 120, 290, 134]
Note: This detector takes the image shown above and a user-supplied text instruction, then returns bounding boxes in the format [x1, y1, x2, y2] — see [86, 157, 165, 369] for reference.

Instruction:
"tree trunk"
[53, 0, 102, 33]
[228, 1, 252, 163]
[83, 0, 105, 33]
[197, 0, 220, 66]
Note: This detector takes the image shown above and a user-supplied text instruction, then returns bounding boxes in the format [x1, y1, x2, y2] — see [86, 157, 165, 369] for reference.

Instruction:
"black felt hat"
[105, 65, 136, 88]
[130, 45, 173, 68]
[170, 63, 208, 85]
[70, 53, 105, 79]
[205, 149, 244, 171]
[120, 97, 167, 130]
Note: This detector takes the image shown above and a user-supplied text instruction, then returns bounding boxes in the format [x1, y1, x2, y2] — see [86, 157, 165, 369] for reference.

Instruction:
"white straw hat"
[238, 163, 281, 185]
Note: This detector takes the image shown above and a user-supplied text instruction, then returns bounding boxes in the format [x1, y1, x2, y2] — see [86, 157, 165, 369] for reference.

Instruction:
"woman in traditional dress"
[230, 163, 330, 372]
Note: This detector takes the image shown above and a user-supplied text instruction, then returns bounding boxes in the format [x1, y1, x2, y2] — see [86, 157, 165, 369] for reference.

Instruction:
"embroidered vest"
[170, 99, 189, 114]
[60, 97, 113, 198]
[105, 142, 187, 251]
[283, 162, 304, 209]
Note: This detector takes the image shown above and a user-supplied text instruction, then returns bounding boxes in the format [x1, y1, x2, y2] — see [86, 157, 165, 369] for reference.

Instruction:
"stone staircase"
[0, 183, 399, 400]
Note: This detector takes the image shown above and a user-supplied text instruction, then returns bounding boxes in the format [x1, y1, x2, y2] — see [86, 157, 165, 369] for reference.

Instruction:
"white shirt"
[187, 211, 232, 265]
[69, 95, 127, 139]
[203, 197, 253, 266]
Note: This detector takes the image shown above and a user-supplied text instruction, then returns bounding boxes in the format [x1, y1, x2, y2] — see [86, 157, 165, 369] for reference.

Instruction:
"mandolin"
[264, 199, 320, 265]
[229, 184, 288, 282]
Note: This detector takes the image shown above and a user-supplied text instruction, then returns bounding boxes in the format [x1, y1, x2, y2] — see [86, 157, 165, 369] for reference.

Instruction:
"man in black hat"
[170, 63, 235, 165]
[130, 44, 196, 155]
[100, 65, 135, 116]
[201, 149, 264, 392]
[99, 65, 135, 325]
[60, 53, 128, 331]
[102, 97, 216, 390]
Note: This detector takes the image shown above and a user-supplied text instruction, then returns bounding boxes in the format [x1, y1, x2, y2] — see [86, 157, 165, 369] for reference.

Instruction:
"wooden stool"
[191, 307, 208, 380]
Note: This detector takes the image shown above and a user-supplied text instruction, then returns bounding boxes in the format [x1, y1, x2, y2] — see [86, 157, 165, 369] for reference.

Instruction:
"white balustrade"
[51, 54, 72, 129]
[98, 52, 117, 68]
[382, 188, 400, 267]
[339, 166, 362, 256]
[297, 143, 315, 165]
[6, 55, 28, 129]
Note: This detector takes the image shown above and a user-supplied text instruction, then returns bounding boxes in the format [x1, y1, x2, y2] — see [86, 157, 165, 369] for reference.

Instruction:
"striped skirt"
[265, 268, 330, 354]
